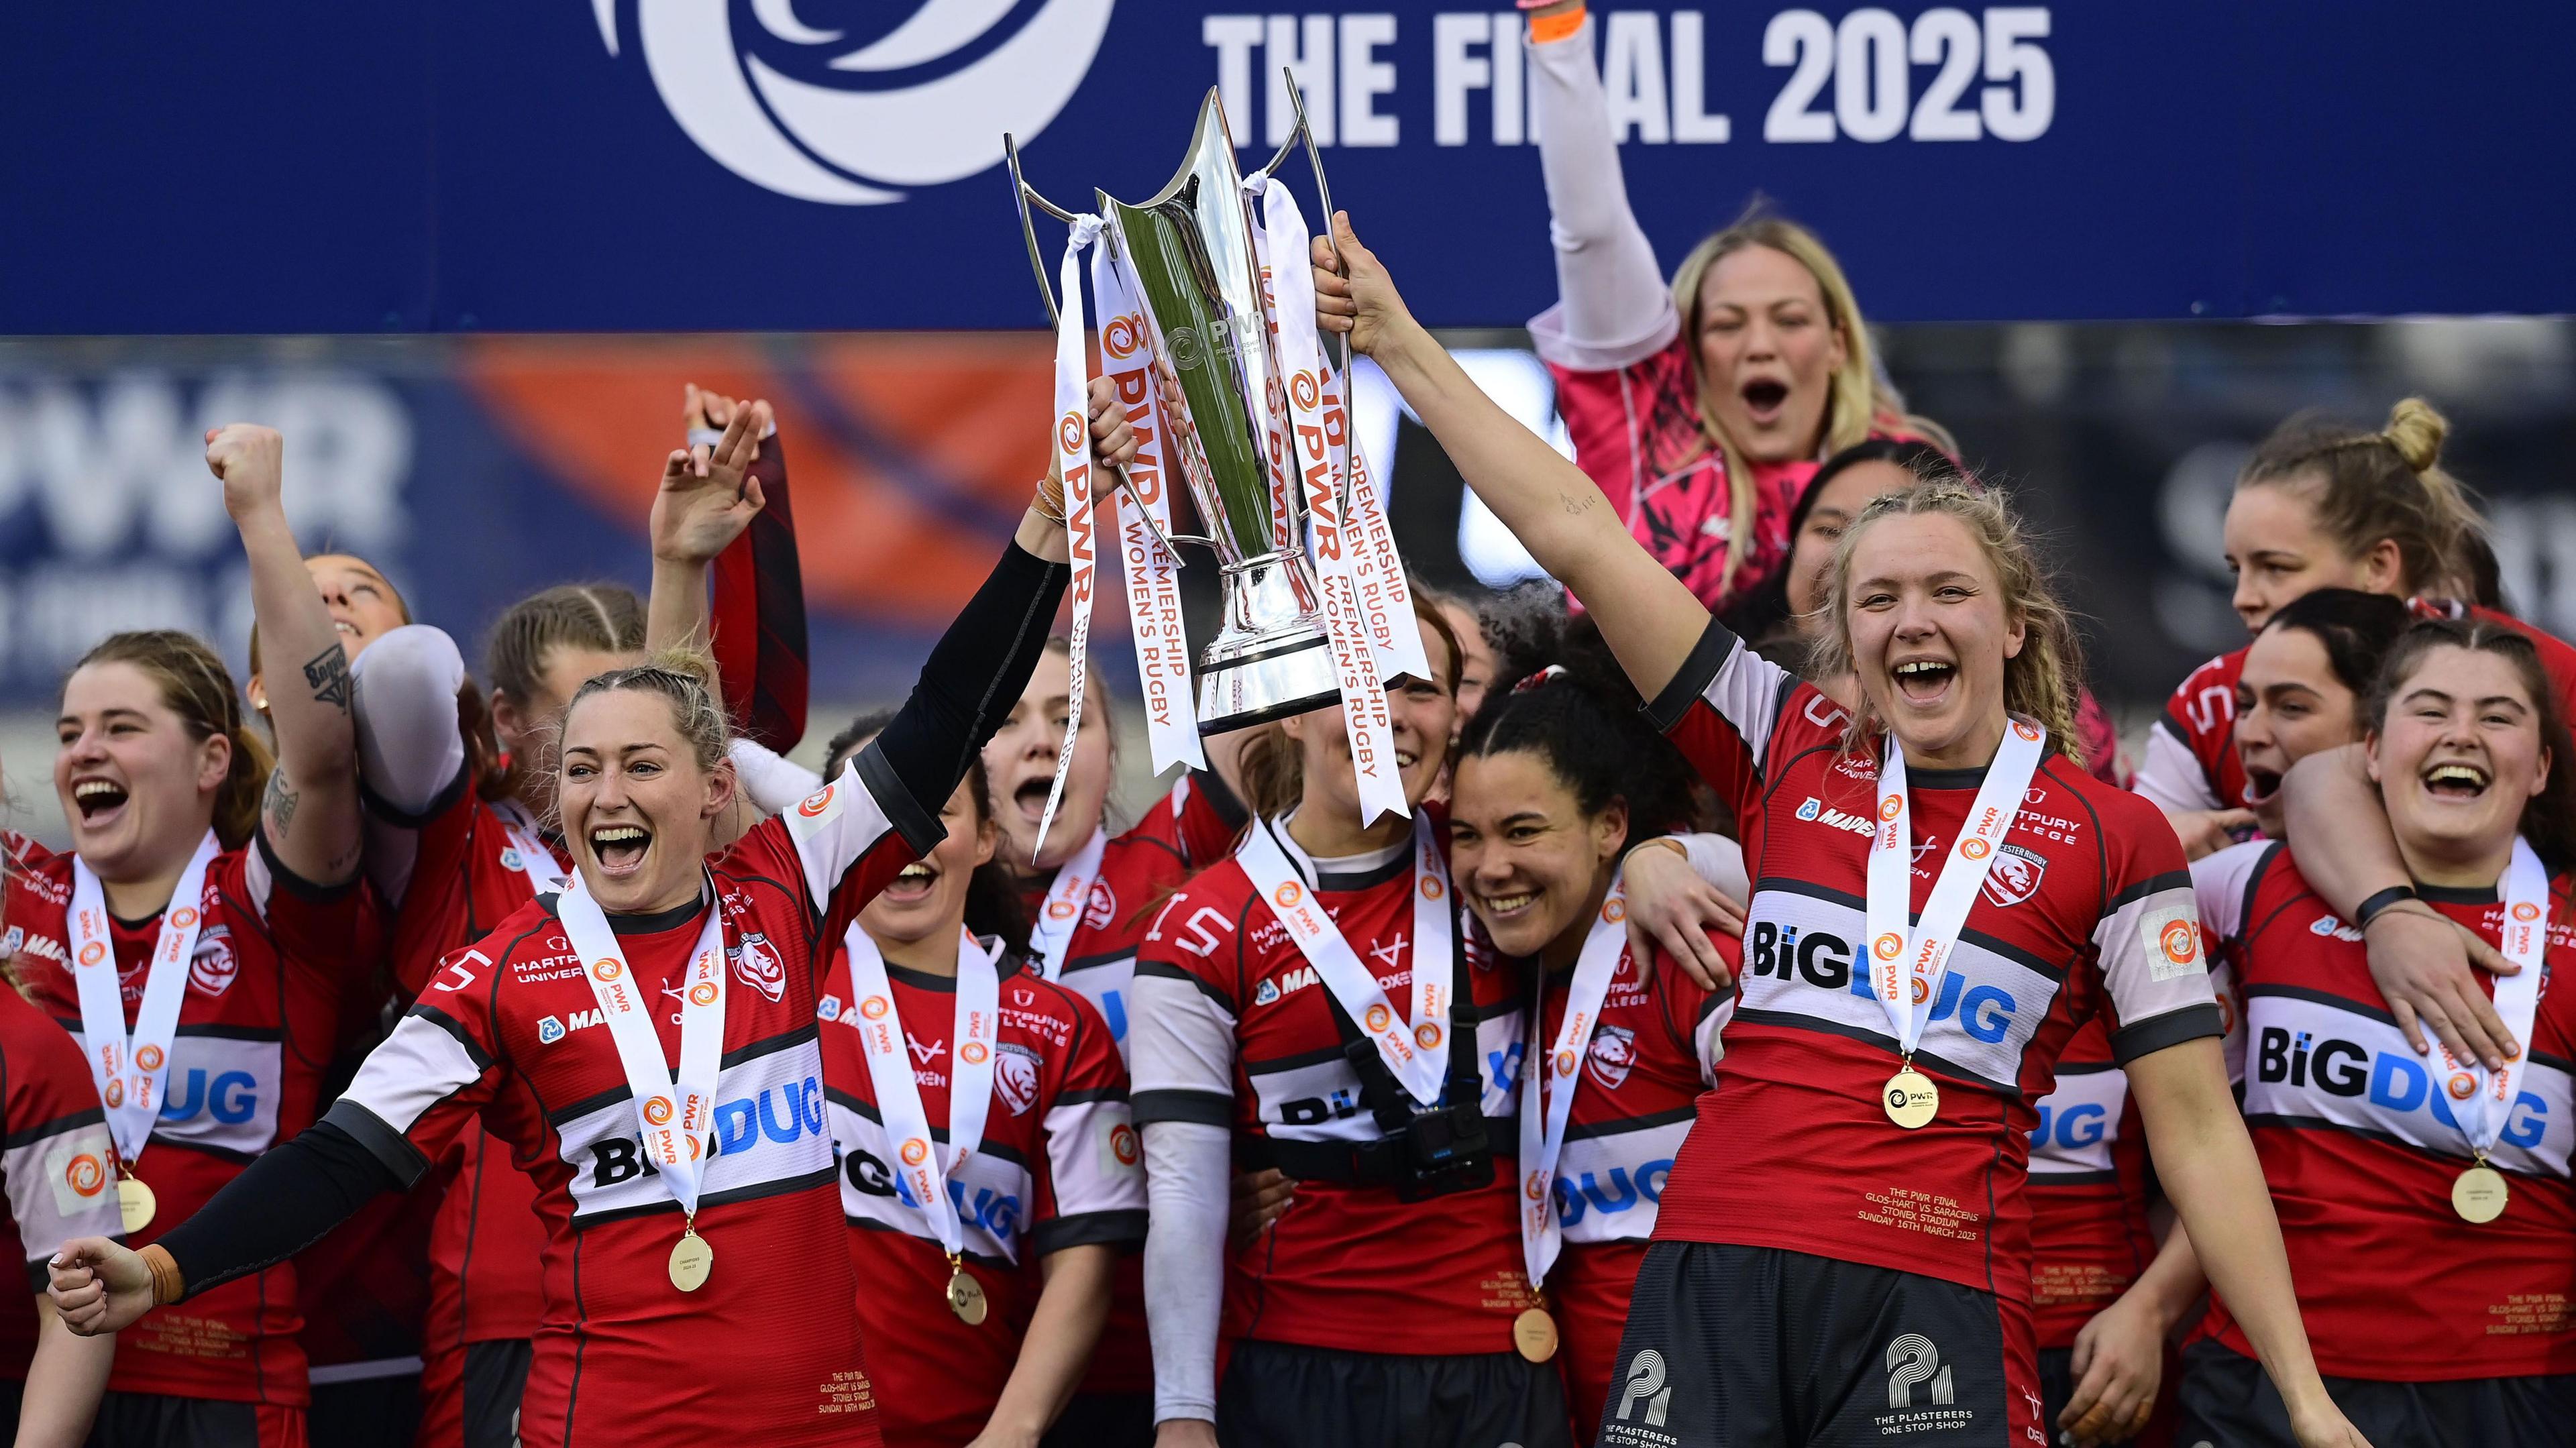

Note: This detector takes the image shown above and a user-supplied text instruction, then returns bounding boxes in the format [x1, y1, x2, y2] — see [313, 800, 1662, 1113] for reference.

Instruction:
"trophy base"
[1193, 632, 1340, 736]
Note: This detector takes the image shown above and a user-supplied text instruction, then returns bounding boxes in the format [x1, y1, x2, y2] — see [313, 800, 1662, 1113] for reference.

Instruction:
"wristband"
[2353, 884, 2420, 930]
[140, 1244, 184, 1306]
[1525, 2, 1586, 46]
[1617, 834, 1686, 866]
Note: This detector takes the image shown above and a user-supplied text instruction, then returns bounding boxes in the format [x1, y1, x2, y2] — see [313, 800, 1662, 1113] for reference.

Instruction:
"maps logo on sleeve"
[598, 0, 1114, 205]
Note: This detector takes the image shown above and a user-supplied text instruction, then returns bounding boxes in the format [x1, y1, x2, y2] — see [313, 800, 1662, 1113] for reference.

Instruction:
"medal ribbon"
[1026, 826, 1108, 983]
[69, 830, 220, 1174]
[842, 926, 1002, 1257]
[1864, 720, 2048, 1058]
[1517, 873, 1628, 1292]
[2446, 837, 2549, 1161]
[1246, 176, 1414, 824]
[1234, 815, 1454, 1106]
[1090, 250, 1207, 777]
[491, 797, 568, 893]
[557, 875, 727, 1216]
[1034, 214, 1108, 856]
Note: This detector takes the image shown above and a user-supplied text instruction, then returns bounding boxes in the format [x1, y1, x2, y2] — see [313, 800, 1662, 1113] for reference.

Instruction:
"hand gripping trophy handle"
[1004, 72, 1355, 736]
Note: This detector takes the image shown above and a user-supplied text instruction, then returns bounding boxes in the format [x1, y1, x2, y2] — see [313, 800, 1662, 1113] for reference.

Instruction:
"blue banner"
[11, 3, 2573, 334]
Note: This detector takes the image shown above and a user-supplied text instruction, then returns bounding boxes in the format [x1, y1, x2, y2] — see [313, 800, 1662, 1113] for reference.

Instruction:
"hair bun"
[2381, 396, 2449, 475]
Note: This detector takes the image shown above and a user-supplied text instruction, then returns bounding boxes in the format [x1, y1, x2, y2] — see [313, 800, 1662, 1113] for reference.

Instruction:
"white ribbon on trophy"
[1035, 214, 1108, 854]
[1090, 252, 1207, 777]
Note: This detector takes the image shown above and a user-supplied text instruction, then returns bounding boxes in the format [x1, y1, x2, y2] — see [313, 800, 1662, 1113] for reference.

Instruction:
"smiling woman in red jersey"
[1517, 2, 1949, 616]
[975, 634, 1247, 1448]
[1447, 658, 1729, 1446]
[816, 745, 1143, 1448]
[1312, 226, 2367, 1448]
[5, 425, 376, 1448]
[45, 441, 1082, 1446]
[2181, 618, 2576, 1443]
[1132, 605, 1585, 1448]
[2129, 398, 2576, 862]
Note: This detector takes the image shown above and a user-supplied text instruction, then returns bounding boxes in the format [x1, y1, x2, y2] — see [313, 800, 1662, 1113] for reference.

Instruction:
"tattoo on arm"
[302, 646, 353, 712]
[1558, 490, 1597, 516]
[264, 770, 300, 833]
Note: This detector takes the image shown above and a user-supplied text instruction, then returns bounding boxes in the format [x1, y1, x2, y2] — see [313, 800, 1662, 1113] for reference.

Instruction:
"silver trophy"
[1007, 81, 1350, 735]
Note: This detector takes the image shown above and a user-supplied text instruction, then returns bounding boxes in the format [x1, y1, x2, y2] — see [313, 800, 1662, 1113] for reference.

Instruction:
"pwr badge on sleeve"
[2140, 905, 2204, 982]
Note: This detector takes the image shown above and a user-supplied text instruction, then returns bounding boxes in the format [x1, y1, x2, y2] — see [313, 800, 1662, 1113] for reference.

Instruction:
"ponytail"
[2239, 396, 2483, 598]
[1458, 621, 1703, 842]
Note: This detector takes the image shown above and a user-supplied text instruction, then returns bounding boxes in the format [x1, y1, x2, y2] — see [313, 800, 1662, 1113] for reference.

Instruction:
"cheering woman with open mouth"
[1310, 214, 2367, 1447]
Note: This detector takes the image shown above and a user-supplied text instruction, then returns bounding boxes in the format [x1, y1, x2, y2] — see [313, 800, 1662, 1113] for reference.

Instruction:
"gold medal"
[2452, 1164, 2509, 1224]
[946, 1266, 989, 1326]
[667, 1226, 714, 1292]
[1882, 1067, 1939, 1129]
[1512, 1306, 1559, 1363]
[117, 1176, 157, 1234]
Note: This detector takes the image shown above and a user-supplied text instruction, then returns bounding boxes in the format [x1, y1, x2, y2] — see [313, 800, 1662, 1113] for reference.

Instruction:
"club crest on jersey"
[1587, 1023, 1638, 1091]
[537, 1015, 566, 1044]
[189, 927, 238, 997]
[995, 1042, 1042, 1116]
[1980, 844, 2049, 908]
[730, 932, 786, 1003]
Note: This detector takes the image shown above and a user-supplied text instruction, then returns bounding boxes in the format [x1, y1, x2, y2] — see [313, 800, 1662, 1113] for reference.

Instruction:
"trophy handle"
[1250, 70, 1359, 516]
[1004, 132, 1210, 563]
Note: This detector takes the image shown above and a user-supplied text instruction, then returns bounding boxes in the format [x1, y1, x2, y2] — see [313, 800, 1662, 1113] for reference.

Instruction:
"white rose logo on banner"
[598, 0, 1114, 205]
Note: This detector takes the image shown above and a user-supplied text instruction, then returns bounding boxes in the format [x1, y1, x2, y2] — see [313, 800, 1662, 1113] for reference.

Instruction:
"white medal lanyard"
[1864, 721, 2049, 1066]
[491, 797, 568, 893]
[68, 830, 221, 1182]
[1235, 814, 1455, 1107]
[557, 876, 727, 1245]
[1026, 826, 1109, 983]
[843, 925, 1002, 1272]
[1517, 873, 1629, 1292]
[2451, 839, 2548, 1166]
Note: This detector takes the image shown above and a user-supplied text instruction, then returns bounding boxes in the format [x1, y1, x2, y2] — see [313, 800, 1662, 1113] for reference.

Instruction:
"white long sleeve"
[1676, 831, 1752, 902]
[727, 737, 823, 817]
[1142, 1119, 1230, 1425]
[1526, 15, 1682, 373]
[350, 623, 469, 905]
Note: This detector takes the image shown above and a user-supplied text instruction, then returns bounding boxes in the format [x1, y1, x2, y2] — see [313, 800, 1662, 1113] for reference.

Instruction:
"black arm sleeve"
[154, 1120, 404, 1302]
[865, 537, 1069, 848]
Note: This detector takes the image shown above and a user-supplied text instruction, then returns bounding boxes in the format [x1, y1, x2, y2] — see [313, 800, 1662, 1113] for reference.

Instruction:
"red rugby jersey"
[2025, 1018, 2155, 1348]
[1532, 930, 1729, 1440]
[4, 830, 372, 1404]
[2194, 841, 2576, 1380]
[392, 788, 566, 1353]
[818, 949, 1144, 1447]
[0, 985, 125, 1380]
[329, 769, 930, 1446]
[1647, 618, 2219, 1300]
[1031, 773, 1242, 1397]
[2139, 604, 2576, 816]
[1128, 821, 1535, 1354]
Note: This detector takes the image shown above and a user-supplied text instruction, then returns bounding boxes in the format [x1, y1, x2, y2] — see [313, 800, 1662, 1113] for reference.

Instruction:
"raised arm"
[2280, 743, 2518, 1069]
[348, 623, 470, 903]
[1313, 215, 1711, 702]
[209, 425, 360, 885]
[1523, 3, 1681, 367]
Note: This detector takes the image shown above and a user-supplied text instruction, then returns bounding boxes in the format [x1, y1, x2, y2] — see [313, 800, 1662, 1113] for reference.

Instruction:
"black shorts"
[2174, 1339, 2576, 1447]
[1042, 1390, 1152, 1448]
[1217, 1338, 1574, 1448]
[1599, 1241, 2043, 1447]
[306, 1366, 421, 1448]
[86, 1392, 304, 1447]
[460, 1339, 533, 1448]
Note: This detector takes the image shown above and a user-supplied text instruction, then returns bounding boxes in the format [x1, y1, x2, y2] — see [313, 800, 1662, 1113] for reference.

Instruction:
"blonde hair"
[1811, 482, 2080, 751]
[1233, 592, 1467, 820]
[2237, 397, 2482, 597]
[561, 647, 732, 775]
[1667, 205, 1953, 604]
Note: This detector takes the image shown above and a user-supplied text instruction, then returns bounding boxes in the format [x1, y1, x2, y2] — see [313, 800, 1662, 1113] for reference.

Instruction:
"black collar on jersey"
[882, 942, 1028, 993]
[1875, 740, 2065, 793]
[537, 877, 717, 936]
[1259, 815, 1415, 893]
[2414, 881, 2502, 905]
